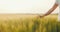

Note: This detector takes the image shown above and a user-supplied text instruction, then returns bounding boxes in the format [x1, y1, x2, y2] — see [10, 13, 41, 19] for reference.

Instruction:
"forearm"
[43, 3, 58, 16]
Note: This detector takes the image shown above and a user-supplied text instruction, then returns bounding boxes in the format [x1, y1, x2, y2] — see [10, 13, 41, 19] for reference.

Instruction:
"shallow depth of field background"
[0, 0, 59, 32]
[0, 14, 59, 32]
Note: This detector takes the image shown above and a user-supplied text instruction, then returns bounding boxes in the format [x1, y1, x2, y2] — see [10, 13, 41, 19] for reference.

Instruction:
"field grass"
[0, 14, 60, 32]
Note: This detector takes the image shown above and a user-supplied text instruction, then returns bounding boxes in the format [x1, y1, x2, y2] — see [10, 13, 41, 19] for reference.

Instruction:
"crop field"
[0, 14, 60, 32]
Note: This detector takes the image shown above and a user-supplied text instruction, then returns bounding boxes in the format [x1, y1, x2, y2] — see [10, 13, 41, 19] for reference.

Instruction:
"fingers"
[36, 15, 45, 19]
[39, 15, 44, 18]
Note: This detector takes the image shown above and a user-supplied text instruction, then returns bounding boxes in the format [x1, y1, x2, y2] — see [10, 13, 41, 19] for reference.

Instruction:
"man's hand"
[39, 15, 44, 18]
[39, 15, 45, 18]
[37, 15, 45, 19]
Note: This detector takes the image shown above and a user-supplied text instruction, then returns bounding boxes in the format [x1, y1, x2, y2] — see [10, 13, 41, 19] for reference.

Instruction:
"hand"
[39, 15, 44, 18]
[38, 15, 45, 18]
[37, 15, 44, 19]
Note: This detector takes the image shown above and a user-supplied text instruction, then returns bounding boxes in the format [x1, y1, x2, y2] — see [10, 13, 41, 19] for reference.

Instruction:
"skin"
[40, 3, 58, 18]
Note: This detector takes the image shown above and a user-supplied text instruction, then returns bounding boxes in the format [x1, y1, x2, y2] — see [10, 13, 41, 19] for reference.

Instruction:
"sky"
[0, 0, 59, 14]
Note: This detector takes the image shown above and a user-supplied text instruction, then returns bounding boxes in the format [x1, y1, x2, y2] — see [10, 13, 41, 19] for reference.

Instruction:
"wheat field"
[0, 14, 59, 32]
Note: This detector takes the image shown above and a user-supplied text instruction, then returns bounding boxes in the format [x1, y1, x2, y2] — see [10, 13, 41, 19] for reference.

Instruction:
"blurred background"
[0, 0, 59, 32]
[0, 0, 59, 14]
